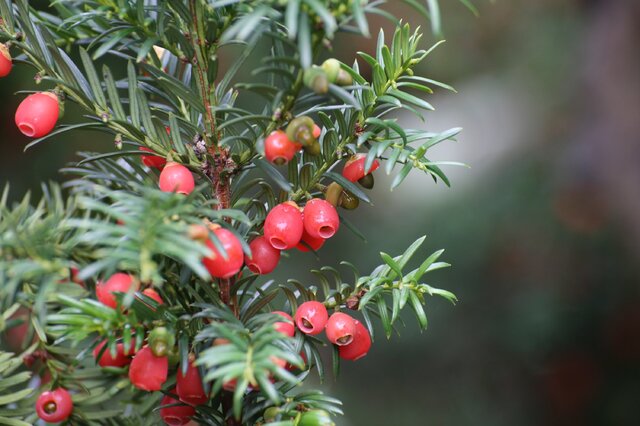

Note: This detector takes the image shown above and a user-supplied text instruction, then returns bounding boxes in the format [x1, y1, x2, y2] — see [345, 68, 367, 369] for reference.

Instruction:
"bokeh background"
[2, 0, 640, 425]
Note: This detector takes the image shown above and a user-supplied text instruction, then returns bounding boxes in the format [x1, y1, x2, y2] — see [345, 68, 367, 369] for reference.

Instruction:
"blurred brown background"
[2, 0, 640, 425]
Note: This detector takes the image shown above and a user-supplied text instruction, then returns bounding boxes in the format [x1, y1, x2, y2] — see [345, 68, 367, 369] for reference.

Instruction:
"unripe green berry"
[297, 410, 335, 426]
[148, 326, 175, 357]
[303, 139, 321, 156]
[264, 407, 280, 422]
[324, 182, 343, 208]
[303, 67, 329, 94]
[286, 116, 316, 146]
[336, 69, 353, 86]
[321, 58, 341, 83]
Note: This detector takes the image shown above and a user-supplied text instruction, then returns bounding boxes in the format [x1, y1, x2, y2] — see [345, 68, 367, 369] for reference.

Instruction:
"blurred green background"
[2, 0, 640, 425]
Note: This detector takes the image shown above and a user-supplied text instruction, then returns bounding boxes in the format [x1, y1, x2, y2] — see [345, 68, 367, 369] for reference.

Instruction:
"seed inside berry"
[44, 401, 57, 414]
[301, 318, 313, 330]
[336, 335, 353, 346]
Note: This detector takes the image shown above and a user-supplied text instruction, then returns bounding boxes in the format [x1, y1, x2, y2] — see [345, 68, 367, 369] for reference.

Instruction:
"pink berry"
[141, 288, 164, 305]
[93, 339, 136, 367]
[140, 147, 167, 170]
[338, 320, 371, 361]
[176, 361, 208, 405]
[272, 311, 295, 337]
[296, 227, 325, 252]
[325, 312, 357, 346]
[245, 236, 281, 275]
[36, 388, 73, 423]
[129, 346, 168, 391]
[160, 388, 196, 426]
[295, 301, 328, 335]
[96, 273, 138, 309]
[264, 202, 304, 250]
[202, 227, 244, 279]
[159, 162, 195, 194]
[15, 92, 59, 138]
[264, 130, 301, 165]
[303, 198, 340, 240]
[312, 124, 321, 139]
[0, 44, 12, 78]
[342, 153, 380, 182]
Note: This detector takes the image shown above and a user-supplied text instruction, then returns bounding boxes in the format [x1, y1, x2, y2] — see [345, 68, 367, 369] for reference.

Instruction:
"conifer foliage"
[0, 0, 470, 424]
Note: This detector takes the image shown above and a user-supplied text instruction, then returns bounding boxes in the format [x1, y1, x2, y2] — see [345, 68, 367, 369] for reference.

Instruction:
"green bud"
[286, 116, 316, 146]
[303, 66, 329, 94]
[264, 407, 280, 422]
[339, 189, 360, 210]
[336, 69, 353, 86]
[148, 326, 175, 357]
[358, 173, 374, 189]
[303, 139, 321, 156]
[297, 410, 335, 426]
[321, 58, 341, 83]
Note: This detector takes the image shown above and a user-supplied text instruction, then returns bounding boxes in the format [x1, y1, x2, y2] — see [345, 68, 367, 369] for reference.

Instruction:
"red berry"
[129, 346, 168, 391]
[140, 147, 167, 170]
[342, 153, 380, 182]
[302, 198, 340, 240]
[36, 388, 73, 423]
[272, 311, 295, 337]
[338, 320, 371, 361]
[96, 273, 138, 309]
[15, 92, 59, 138]
[295, 301, 328, 335]
[325, 312, 356, 346]
[159, 162, 195, 194]
[312, 124, 321, 139]
[93, 339, 136, 367]
[296, 227, 325, 252]
[160, 389, 196, 426]
[0, 44, 12, 78]
[70, 267, 83, 286]
[245, 236, 281, 275]
[202, 227, 244, 278]
[177, 361, 208, 405]
[264, 130, 301, 165]
[141, 288, 164, 305]
[264, 202, 304, 250]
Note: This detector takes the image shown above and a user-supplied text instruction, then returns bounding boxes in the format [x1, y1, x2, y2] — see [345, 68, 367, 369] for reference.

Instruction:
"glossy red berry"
[0, 44, 12, 77]
[159, 162, 195, 194]
[264, 202, 304, 250]
[160, 389, 196, 426]
[338, 320, 371, 361]
[264, 130, 301, 165]
[303, 198, 340, 240]
[96, 273, 138, 309]
[93, 339, 136, 367]
[36, 388, 73, 423]
[141, 288, 164, 305]
[342, 153, 380, 182]
[325, 312, 357, 346]
[203, 227, 244, 278]
[129, 346, 168, 391]
[177, 361, 208, 405]
[273, 311, 295, 337]
[295, 301, 329, 335]
[296, 227, 325, 252]
[15, 92, 59, 138]
[140, 147, 167, 170]
[245, 236, 281, 275]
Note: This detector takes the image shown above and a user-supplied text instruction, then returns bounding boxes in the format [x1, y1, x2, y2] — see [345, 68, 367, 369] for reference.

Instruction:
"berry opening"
[273, 156, 287, 165]
[300, 317, 313, 331]
[164, 416, 186, 426]
[247, 263, 262, 274]
[336, 335, 354, 346]
[44, 401, 57, 414]
[318, 225, 335, 239]
[18, 123, 35, 137]
[269, 237, 287, 250]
